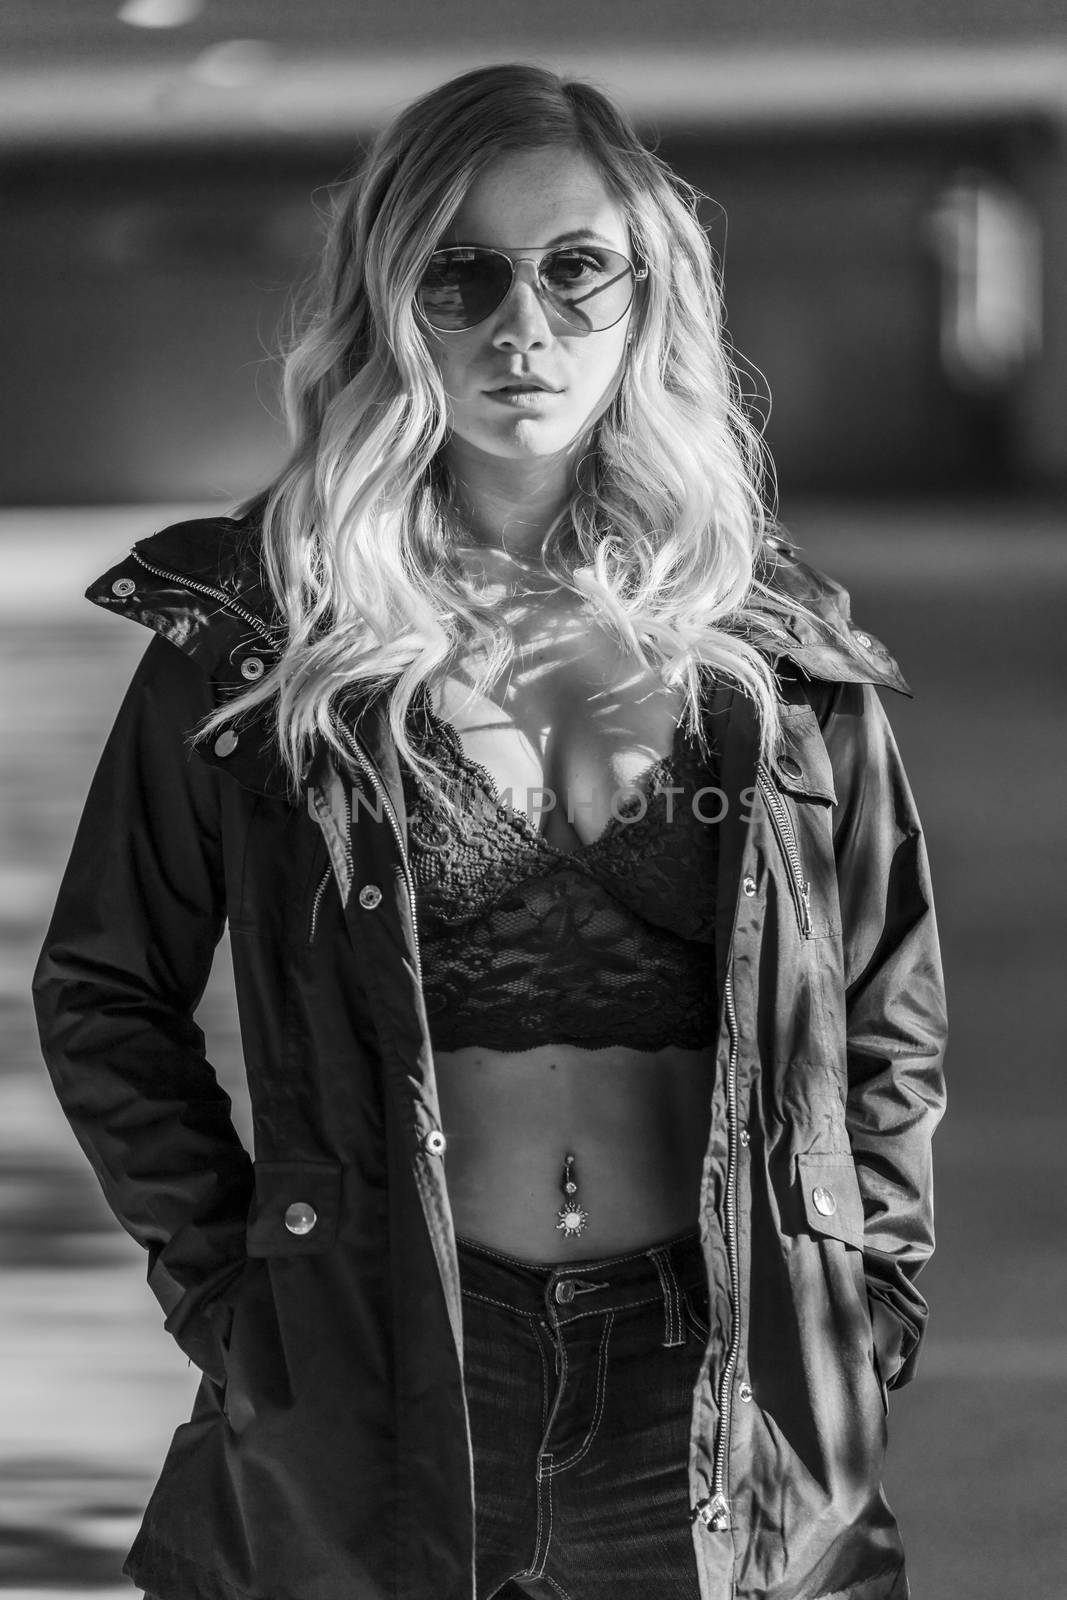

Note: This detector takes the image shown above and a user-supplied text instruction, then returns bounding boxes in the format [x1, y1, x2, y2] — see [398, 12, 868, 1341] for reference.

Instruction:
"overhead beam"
[0, 45, 1065, 149]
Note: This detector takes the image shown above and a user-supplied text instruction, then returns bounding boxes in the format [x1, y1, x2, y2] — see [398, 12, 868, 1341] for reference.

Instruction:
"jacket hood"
[85, 512, 911, 698]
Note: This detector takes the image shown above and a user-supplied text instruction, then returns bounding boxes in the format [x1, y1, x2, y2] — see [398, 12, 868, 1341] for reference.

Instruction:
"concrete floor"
[2, 497, 1064, 1596]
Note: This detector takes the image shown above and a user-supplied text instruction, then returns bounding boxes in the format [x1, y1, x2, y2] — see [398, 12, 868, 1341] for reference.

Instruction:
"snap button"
[214, 729, 239, 758]
[110, 576, 136, 598]
[778, 755, 802, 780]
[554, 1280, 576, 1304]
[739, 1381, 753, 1402]
[284, 1201, 317, 1236]
[742, 874, 757, 897]
[423, 1128, 446, 1156]
[812, 1185, 837, 1217]
[853, 631, 872, 649]
[240, 655, 265, 681]
[739, 1127, 750, 1148]
[358, 884, 382, 910]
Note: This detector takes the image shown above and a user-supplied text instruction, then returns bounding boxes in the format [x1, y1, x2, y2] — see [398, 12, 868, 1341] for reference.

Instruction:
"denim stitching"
[531, 1312, 565, 1580]
[533, 1321, 551, 1436]
[552, 1325, 569, 1439]
[551, 1290, 665, 1325]
[466, 1286, 701, 1326]
[460, 1287, 543, 1322]
[529, 1453, 546, 1573]
[649, 1247, 685, 1347]
[529, 1450, 554, 1576]
[539, 1455, 554, 1579]
[542, 1571, 575, 1600]
[683, 1285, 711, 1341]
[550, 1310, 614, 1474]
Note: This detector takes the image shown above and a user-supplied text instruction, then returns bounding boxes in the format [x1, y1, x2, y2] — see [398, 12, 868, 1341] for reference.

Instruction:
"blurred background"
[1, 3, 1064, 1597]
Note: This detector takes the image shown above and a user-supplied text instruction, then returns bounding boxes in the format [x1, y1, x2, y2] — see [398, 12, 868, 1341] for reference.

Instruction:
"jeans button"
[554, 1279, 575, 1304]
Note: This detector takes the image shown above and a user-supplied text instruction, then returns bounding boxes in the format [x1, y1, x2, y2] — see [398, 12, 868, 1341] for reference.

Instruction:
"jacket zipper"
[756, 764, 812, 937]
[309, 764, 356, 943]
[308, 865, 332, 944]
[129, 552, 279, 649]
[695, 965, 741, 1534]
[332, 714, 423, 988]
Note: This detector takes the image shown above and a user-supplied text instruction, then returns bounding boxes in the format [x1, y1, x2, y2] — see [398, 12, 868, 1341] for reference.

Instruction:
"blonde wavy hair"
[203, 62, 796, 821]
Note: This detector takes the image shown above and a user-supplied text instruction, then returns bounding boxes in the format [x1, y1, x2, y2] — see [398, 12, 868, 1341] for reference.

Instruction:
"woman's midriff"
[423, 597, 718, 1262]
[432, 1041, 715, 1262]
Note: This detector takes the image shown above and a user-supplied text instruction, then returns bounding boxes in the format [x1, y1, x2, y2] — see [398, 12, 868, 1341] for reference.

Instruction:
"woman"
[33, 64, 947, 1600]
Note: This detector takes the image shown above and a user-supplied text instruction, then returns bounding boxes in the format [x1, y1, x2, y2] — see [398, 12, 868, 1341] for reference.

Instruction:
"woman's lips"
[485, 384, 560, 406]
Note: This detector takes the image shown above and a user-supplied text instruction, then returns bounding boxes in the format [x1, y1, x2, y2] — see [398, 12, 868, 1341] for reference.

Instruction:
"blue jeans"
[457, 1227, 710, 1600]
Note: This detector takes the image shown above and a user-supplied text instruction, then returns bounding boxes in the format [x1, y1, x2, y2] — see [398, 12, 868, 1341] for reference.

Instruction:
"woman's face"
[423, 146, 636, 466]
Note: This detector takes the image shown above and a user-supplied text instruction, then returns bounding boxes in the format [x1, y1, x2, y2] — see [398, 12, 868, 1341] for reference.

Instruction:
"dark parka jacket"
[33, 513, 947, 1600]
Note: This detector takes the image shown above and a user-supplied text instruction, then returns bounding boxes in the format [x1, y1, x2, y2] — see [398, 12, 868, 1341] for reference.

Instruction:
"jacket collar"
[85, 511, 281, 685]
[88, 514, 911, 694]
[752, 533, 912, 697]
[85, 514, 911, 808]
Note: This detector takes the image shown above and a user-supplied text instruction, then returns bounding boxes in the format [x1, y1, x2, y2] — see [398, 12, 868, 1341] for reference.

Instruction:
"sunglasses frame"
[415, 243, 650, 334]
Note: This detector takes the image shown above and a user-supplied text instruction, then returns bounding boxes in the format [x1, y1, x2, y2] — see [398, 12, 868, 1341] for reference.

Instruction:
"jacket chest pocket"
[224, 795, 329, 946]
[758, 704, 839, 941]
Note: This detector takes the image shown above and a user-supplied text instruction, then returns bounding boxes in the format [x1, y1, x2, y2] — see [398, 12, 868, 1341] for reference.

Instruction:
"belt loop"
[648, 1246, 686, 1348]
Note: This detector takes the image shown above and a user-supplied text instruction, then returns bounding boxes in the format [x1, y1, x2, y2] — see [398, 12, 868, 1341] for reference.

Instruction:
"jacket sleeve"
[816, 679, 948, 1390]
[32, 631, 253, 1384]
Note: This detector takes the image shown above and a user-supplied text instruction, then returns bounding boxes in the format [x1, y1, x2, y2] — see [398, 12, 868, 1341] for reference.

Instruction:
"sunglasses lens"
[416, 246, 641, 332]
[539, 248, 638, 332]
[417, 249, 510, 330]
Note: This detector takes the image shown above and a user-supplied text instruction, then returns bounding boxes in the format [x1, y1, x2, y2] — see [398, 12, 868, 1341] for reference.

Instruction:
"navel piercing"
[556, 1153, 589, 1240]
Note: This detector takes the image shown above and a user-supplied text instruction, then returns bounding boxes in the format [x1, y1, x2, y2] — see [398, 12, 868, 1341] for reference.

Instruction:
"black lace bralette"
[400, 690, 720, 1053]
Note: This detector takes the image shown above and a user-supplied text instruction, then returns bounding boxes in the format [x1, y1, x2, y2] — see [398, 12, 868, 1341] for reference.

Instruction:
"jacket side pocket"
[795, 1152, 865, 1250]
[246, 1160, 343, 1257]
[796, 1152, 886, 1412]
[222, 1160, 342, 1431]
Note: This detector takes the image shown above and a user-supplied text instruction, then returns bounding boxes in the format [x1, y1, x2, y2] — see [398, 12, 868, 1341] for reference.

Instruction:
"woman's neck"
[442, 439, 576, 563]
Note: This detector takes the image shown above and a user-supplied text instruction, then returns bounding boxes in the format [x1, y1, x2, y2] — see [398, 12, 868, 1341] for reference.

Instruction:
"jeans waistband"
[456, 1228, 706, 1348]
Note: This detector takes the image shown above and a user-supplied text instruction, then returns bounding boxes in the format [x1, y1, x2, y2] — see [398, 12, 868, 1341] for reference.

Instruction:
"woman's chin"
[470, 418, 591, 462]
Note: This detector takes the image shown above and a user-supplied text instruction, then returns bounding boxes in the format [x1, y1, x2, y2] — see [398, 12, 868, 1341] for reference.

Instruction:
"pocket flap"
[246, 1161, 343, 1257]
[773, 705, 838, 804]
[795, 1153, 865, 1249]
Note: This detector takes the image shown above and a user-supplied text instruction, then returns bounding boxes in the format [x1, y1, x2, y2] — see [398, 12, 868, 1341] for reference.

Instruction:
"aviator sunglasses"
[415, 242, 649, 334]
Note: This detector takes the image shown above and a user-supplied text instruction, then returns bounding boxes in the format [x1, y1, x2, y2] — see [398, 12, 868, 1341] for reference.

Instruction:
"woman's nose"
[491, 261, 553, 349]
